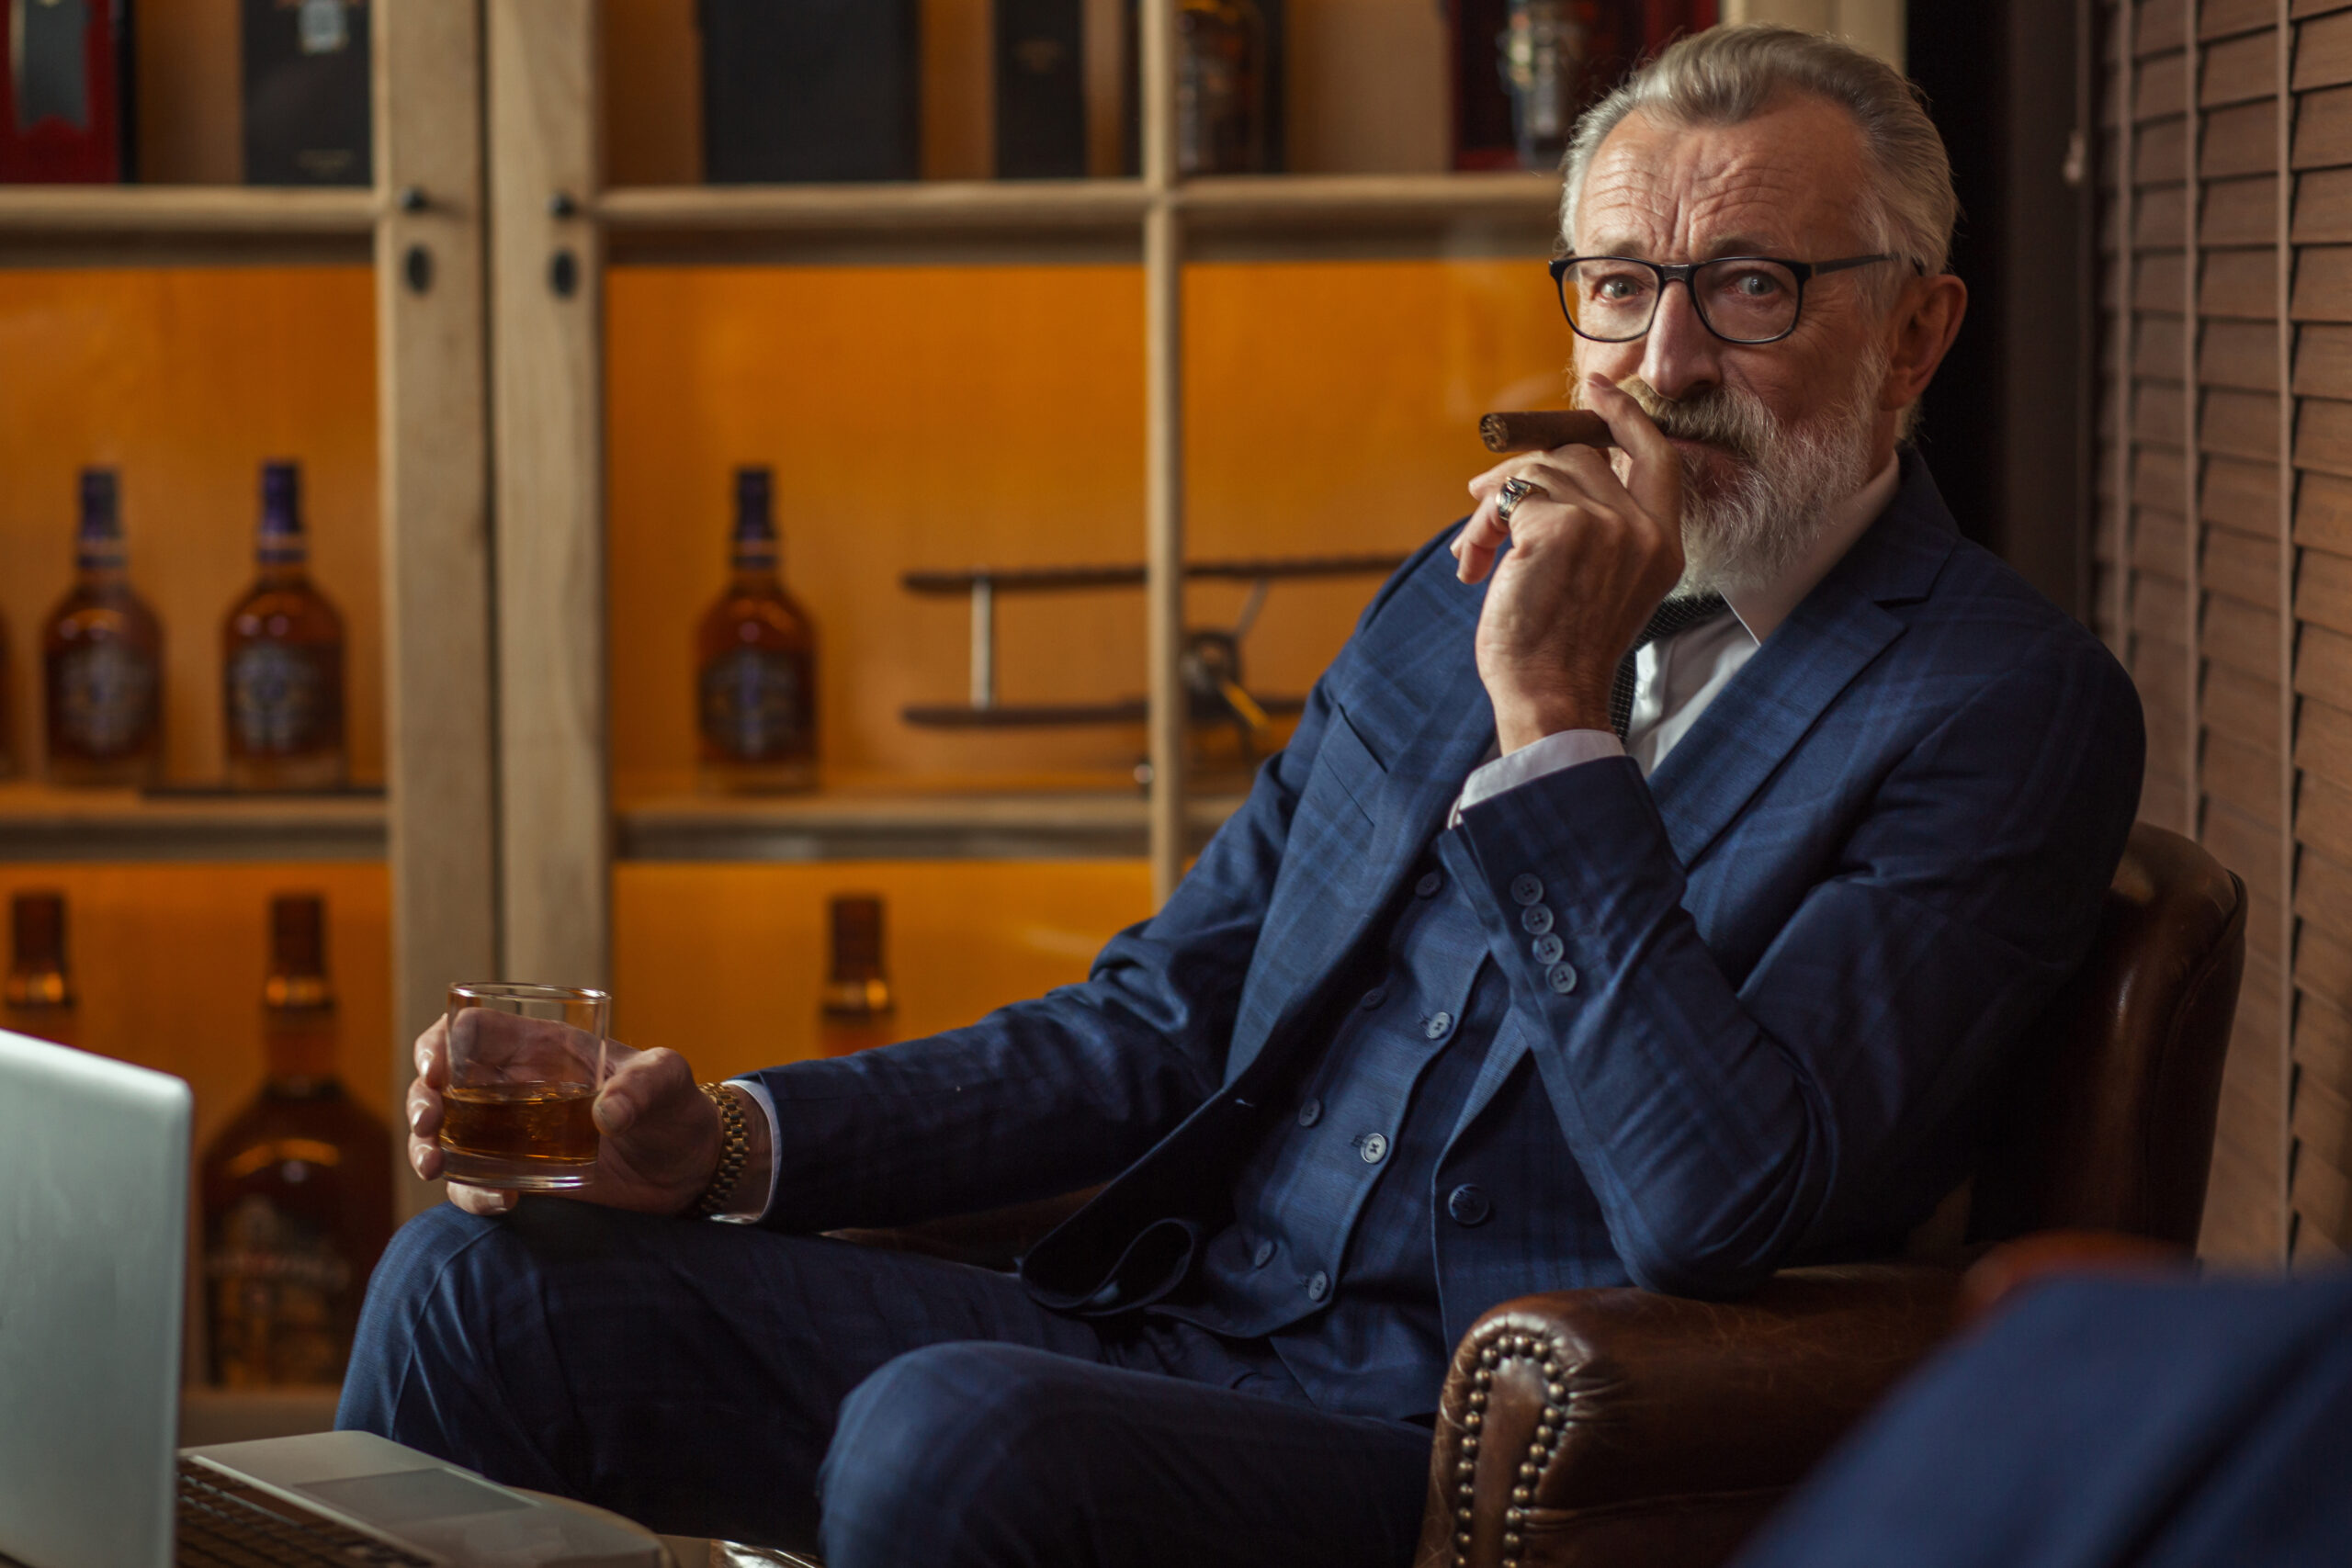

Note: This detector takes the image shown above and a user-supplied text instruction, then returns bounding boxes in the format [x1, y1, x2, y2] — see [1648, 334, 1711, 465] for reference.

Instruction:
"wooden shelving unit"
[0, 3, 495, 1235]
[0, 0, 1579, 1194]
[495, 2, 1569, 993]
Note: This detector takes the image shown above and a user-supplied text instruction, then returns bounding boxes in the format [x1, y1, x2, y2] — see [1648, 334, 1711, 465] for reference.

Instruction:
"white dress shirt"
[722, 456, 1904, 1222]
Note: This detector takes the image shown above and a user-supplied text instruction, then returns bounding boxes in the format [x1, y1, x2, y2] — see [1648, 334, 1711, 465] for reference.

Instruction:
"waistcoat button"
[1358, 1132, 1389, 1164]
[1416, 870, 1444, 898]
[1447, 1184, 1493, 1225]
[1520, 903, 1555, 936]
[1306, 1270, 1329, 1301]
[1532, 932, 1565, 964]
[1360, 985, 1388, 1010]
[1252, 1238, 1275, 1268]
[1510, 874, 1544, 906]
[1297, 1098, 1323, 1127]
[1546, 962, 1579, 995]
[1422, 1010, 1453, 1041]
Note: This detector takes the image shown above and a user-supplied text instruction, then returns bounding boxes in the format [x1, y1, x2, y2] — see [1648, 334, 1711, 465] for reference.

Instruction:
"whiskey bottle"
[820, 895, 898, 1057]
[4, 891, 77, 1048]
[0, 608, 15, 780]
[198, 894, 393, 1387]
[696, 467, 819, 793]
[43, 468, 164, 788]
[997, 0, 1086, 178]
[1497, 1, 1628, 171]
[223, 461, 347, 792]
[240, 0, 371, 186]
[700, 0, 920, 183]
[0, 0, 134, 182]
[1175, 0, 1270, 175]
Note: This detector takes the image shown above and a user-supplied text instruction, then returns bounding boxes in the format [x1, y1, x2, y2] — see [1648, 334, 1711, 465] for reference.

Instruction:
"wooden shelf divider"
[0, 186, 379, 232]
[0, 186, 379, 266]
[596, 179, 1151, 233]
[618, 790, 1244, 864]
[0, 784, 385, 863]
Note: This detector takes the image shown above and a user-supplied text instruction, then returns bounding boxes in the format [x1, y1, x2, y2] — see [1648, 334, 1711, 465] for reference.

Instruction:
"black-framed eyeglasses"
[1549, 254, 1899, 345]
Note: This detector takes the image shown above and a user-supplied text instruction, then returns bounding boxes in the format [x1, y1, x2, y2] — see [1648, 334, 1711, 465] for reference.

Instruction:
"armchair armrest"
[1414, 1263, 1965, 1568]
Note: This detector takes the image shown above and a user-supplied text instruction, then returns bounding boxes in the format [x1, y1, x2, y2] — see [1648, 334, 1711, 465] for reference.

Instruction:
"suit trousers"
[336, 1203, 1434, 1565]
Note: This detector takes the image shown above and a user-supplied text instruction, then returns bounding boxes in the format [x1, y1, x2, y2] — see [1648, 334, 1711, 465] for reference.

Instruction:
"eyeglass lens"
[1563, 258, 1804, 344]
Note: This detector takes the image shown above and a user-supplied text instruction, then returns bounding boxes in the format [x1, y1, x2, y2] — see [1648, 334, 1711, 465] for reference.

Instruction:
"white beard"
[1602, 350, 1889, 599]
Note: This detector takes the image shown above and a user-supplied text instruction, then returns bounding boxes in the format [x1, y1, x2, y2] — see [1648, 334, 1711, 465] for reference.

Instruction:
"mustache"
[1610, 377, 1775, 466]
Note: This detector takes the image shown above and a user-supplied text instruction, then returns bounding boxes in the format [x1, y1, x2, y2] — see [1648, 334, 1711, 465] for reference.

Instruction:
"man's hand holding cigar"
[1453, 377, 1687, 754]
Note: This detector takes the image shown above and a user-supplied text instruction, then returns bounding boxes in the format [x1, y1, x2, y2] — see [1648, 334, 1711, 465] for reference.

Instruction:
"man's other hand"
[1454, 376, 1687, 752]
[406, 1016, 733, 1218]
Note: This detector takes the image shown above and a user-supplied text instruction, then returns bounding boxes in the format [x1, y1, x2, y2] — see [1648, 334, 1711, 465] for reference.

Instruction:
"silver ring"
[1495, 475, 1548, 530]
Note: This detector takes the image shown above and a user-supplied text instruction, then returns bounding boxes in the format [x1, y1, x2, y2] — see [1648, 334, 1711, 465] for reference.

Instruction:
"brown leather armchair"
[851, 823, 2245, 1568]
[1414, 822, 2245, 1568]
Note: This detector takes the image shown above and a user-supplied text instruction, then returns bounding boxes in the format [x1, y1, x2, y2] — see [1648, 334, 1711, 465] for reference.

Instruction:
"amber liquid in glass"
[697, 466, 819, 793]
[440, 1083, 601, 1167]
[198, 894, 393, 1387]
[224, 461, 347, 792]
[43, 468, 164, 788]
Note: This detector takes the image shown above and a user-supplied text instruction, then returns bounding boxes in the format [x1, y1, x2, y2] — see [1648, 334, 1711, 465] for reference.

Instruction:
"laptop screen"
[0, 1030, 191, 1568]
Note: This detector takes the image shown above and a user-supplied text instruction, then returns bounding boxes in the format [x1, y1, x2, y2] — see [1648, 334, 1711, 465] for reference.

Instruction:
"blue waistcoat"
[1152, 838, 1521, 1417]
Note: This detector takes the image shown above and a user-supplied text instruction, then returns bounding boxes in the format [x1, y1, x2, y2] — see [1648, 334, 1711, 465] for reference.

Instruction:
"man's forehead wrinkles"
[1572, 101, 1873, 258]
[1578, 169, 1860, 258]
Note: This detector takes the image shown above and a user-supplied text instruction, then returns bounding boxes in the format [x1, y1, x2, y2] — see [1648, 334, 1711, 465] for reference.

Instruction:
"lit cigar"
[1478, 410, 1615, 454]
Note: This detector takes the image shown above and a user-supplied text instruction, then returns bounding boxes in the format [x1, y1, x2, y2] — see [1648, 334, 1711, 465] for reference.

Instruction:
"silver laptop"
[0, 1028, 670, 1568]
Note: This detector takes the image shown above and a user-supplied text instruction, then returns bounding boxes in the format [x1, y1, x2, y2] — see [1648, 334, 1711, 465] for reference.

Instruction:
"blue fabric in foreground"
[1733, 1268, 2352, 1568]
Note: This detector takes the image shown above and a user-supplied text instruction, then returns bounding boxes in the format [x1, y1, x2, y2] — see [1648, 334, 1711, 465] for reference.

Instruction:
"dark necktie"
[1609, 592, 1731, 740]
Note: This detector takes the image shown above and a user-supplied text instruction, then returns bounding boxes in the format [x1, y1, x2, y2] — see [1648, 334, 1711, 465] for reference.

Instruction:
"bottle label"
[700, 648, 808, 761]
[53, 640, 156, 758]
[228, 641, 329, 755]
[207, 1192, 351, 1386]
[298, 0, 352, 56]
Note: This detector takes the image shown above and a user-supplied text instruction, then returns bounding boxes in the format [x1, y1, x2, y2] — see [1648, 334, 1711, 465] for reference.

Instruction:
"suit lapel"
[1223, 565, 1498, 1083]
[1443, 453, 1959, 1137]
[1646, 453, 1956, 869]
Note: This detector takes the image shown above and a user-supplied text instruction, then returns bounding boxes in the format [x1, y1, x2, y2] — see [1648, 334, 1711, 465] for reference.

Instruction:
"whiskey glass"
[438, 983, 610, 1190]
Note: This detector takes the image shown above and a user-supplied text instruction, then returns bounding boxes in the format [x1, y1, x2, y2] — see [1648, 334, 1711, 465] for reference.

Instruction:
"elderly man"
[343, 23, 2141, 1568]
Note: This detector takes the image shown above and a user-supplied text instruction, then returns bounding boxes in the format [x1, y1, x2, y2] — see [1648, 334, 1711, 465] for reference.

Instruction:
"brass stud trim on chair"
[1447, 1330, 1576, 1568]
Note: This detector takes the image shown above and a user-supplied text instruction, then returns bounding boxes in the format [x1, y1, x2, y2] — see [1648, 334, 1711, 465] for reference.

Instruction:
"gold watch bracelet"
[694, 1081, 752, 1218]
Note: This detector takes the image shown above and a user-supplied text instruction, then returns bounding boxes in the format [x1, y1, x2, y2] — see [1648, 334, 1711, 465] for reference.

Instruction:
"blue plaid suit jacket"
[751, 452, 2144, 1330]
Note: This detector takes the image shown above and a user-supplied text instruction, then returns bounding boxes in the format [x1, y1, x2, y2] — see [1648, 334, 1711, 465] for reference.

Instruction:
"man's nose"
[1637, 280, 1723, 401]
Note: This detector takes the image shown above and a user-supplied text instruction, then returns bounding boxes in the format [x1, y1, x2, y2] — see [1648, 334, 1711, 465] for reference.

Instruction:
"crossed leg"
[338, 1202, 1431, 1565]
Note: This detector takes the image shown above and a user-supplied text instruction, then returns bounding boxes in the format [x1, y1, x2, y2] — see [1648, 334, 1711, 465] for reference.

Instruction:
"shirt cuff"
[1451, 729, 1625, 827]
[718, 1076, 782, 1224]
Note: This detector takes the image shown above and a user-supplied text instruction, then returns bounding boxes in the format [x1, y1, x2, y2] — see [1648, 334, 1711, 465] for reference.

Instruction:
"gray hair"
[1560, 24, 1958, 285]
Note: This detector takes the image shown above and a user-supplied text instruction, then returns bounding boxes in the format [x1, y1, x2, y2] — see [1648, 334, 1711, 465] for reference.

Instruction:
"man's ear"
[1879, 272, 1969, 413]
